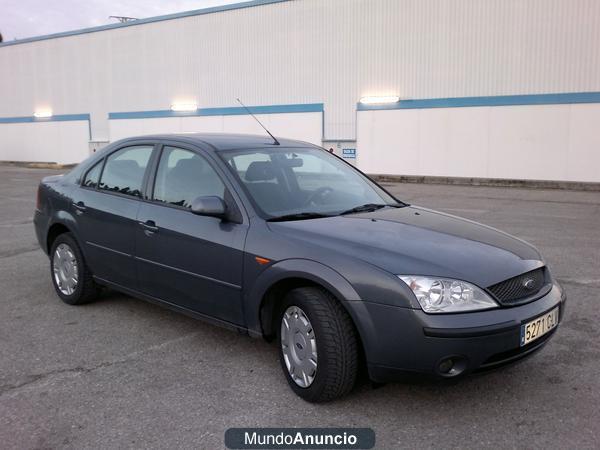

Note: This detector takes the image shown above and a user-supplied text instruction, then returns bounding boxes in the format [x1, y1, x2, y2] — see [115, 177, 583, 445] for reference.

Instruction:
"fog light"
[436, 355, 468, 377]
[438, 358, 454, 374]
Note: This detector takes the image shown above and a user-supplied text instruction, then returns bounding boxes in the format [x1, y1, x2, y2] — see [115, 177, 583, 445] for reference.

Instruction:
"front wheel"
[50, 232, 100, 305]
[277, 287, 359, 402]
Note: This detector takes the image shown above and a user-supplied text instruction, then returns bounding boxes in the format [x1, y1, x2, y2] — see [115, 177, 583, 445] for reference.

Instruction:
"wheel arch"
[259, 277, 323, 340]
[46, 207, 81, 254]
[46, 222, 72, 253]
[245, 259, 363, 341]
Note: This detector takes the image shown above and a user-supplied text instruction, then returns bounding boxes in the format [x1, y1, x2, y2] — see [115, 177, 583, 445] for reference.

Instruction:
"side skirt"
[94, 276, 251, 336]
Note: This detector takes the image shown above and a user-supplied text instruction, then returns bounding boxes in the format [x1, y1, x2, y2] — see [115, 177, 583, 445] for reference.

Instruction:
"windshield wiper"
[339, 203, 400, 216]
[266, 212, 333, 222]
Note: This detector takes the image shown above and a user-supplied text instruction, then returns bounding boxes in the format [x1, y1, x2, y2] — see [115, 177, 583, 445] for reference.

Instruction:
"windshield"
[219, 147, 401, 219]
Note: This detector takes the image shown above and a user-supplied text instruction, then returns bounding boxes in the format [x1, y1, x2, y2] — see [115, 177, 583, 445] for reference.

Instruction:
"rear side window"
[99, 146, 153, 197]
[82, 160, 103, 188]
[153, 146, 225, 208]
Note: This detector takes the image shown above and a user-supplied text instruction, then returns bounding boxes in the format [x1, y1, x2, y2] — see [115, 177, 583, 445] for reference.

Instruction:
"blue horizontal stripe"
[0, 113, 90, 124]
[109, 103, 324, 120]
[357, 92, 600, 111]
[0, 0, 291, 48]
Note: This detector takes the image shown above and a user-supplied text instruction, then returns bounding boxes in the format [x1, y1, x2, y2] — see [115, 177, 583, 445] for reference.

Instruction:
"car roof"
[118, 133, 321, 151]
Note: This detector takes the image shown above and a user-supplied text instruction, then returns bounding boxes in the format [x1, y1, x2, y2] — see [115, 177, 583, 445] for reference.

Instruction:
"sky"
[1, 0, 241, 41]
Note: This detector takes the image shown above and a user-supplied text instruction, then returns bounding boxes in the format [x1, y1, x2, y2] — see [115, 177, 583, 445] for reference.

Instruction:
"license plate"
[520, 307, 559, 346]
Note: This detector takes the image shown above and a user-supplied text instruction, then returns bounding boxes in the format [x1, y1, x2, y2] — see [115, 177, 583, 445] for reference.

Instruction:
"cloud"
[0, 0, 240, 41]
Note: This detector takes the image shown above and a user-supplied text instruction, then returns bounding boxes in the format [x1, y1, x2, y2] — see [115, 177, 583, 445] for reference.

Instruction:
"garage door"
[0, 115, 90, 165]
[357, 103, 600, 183]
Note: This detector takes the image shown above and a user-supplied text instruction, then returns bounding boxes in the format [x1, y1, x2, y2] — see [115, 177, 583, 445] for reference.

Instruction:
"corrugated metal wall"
[1, 0, 599, 141]
[358, 103, 600, 182]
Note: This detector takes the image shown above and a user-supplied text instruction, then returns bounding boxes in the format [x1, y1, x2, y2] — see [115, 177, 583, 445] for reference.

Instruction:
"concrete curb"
[370, 174, 600, 192]
[0, 161, 76, 170]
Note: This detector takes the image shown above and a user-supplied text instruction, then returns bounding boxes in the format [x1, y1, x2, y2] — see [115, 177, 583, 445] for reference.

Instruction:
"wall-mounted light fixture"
[170, 102, 198, 112]
[33, 109, 53, 118]
[359, 95, 400, 105]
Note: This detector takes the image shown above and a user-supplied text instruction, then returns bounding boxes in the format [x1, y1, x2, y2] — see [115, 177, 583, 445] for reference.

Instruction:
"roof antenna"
[236, 98, 280, 145]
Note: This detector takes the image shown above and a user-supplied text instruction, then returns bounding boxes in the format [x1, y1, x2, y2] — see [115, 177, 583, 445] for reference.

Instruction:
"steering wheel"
[304, 187, 334, 206]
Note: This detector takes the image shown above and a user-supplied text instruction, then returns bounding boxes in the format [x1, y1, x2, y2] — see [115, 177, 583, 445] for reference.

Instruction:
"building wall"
[0, 118, 90, 164]
[358, 102, 600, 183]
[108, 111, 323, 144]
[0, 0, 599, 178]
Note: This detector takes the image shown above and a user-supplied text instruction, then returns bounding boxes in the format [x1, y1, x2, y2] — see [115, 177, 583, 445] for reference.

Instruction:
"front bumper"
[346, 283, 566, 383]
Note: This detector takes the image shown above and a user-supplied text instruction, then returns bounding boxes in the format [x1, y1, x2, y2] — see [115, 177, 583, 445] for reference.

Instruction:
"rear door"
[134, 144, 248, 325]
[72, 143, 156, 287]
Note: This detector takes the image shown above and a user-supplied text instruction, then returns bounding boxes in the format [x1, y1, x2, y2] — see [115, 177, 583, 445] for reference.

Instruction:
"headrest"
[245, 161, 276, 182]
[170, 156, 206, 177]
[110, 159, 140, 173]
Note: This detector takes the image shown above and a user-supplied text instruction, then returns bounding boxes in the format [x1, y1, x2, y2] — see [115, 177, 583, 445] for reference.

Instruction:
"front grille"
[487, 268, 545, 305]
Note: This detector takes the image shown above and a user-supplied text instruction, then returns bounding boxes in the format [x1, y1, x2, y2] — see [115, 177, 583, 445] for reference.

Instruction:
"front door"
[134, 145, 248, 325]
[72, 144, 155, 287]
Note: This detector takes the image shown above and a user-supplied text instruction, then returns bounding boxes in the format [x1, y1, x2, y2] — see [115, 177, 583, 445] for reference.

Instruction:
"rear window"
[99, 146, 153, 197]
[82, 160, 103, 188]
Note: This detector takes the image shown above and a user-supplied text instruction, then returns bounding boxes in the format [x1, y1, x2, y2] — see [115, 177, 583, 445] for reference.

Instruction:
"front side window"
[153, 146, 225, 209]
[82, 160, 103, 188]
[219, 147, 399, 218]
[99, 146, 153, 197]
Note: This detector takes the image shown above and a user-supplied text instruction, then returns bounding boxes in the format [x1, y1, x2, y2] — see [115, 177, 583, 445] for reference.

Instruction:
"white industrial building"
[1, 0, 599, 183]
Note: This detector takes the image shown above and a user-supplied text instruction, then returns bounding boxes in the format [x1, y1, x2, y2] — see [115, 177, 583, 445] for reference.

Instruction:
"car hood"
[268, 206, 544, 288]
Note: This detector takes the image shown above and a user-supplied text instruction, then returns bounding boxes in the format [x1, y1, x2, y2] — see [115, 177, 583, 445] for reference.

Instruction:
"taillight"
[36, 185, 42, 210]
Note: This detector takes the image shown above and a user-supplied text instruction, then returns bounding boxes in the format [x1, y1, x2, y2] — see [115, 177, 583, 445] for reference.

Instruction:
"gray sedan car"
[34, 134, 565, 402]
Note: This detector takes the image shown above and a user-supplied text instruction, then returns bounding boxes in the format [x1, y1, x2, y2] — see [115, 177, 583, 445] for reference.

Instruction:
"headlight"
[398, 276, 498, 313]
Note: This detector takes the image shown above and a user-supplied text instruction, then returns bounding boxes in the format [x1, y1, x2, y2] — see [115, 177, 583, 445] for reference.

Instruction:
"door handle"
[73, 201, 87, 213]
[139, 220, 159, 233]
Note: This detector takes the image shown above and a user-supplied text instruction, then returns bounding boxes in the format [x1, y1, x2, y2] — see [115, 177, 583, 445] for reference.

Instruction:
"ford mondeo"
[34, 133, 565, 402]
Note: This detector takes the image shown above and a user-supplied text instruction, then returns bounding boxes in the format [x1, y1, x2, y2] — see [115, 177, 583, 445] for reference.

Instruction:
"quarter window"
[98, 146, 153, 197]
[82, 160, 103, 188]
[153, 147, 225, 209]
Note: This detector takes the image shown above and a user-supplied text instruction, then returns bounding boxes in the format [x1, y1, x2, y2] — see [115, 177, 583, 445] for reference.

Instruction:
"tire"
[50, 232, 100, 305]
[277, 287, 359, 402]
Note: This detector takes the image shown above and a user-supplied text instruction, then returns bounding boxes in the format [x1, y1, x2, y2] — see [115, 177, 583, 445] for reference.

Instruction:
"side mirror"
[190, 196, 227, 219]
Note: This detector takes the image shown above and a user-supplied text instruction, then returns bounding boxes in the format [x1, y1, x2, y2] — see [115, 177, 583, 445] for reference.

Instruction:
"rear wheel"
[277, 287, 358, 402]
[50, 232, 100, 305]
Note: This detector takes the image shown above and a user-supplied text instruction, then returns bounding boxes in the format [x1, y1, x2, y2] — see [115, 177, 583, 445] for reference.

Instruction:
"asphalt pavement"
[0, 165, 599, 449]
